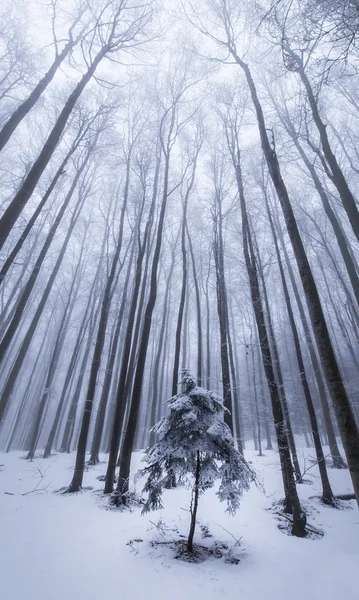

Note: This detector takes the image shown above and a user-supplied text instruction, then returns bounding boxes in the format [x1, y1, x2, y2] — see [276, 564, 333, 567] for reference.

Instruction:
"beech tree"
[0, 0, 155, 251]
[189, 0, 359, 507]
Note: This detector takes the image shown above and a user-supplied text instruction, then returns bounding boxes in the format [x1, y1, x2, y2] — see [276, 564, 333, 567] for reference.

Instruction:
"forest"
[0, 1, 358, 598]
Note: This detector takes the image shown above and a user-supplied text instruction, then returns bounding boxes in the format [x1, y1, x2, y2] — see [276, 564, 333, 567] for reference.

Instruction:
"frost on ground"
[0, 443, 357, 600]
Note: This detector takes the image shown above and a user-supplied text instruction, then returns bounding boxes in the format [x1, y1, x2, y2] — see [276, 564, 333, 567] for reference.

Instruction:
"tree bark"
[66, 172, 130, 492]
[187, 450, 200, 553]
[229, 50, 359, 507]
[0, 45, 108, 250]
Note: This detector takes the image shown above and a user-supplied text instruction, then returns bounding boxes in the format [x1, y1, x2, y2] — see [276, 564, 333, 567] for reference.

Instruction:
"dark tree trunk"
[0, 143, 93, 370]
[104, 153, 160, 495]
[43, 281, 94, 459]
[0, 118, 93, 287]
[251, 342, 263, 456]
[0, 35, 80, 152]
[283, 40, 359, 243]
[274, 214, 346, 468]
[205, 265, 211, 390]
[171, 201, 188, 397]
[149, 241, 177, 445]
[283, 121, 359, 308]
[230, 52, 359, 507]
[88, 240, 134, 466]
[26, 285, 76, 461]
[115, 108, 177, 503]
[59, 312, 99, 454]
[256, 250, 302, 483]
[0, 45, 108, 250]
[0, 176, 87, 426]
[66, 170, 129, 493]
[265, 191, 336, 505]
[231, 143, 306, 536]
[187, 450, 200, 553]
[213, 190, 234, 433]
[4, 317, 53, 452]
[256, 342, 273, 450]
[186, 223, 203, 386]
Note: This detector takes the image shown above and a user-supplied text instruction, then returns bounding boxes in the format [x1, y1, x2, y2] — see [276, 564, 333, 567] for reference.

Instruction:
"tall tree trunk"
[186, 223, 203, 385]
[251, 341, 263, 456]
[230, 51, 359, 506]
[3, 317, 53, 452]
[149, 240, 177, 445]
[274, 213, 346, 468]
[212, 187, 234, 433]
[0, 31, 82, 151]
[279, 115, 359, 308]
[0, 118, 93, 286]
[65, 170, 130, 492]
[256, 341, 273, 450]
[282, 39, 359, 243]
[256, 249, 302, 482]
[115, 105, 178, 503]
[171, 202, 188, 396]
[0, 176, 87, 426]
[205, 264, 211, 390]
[265, 190, 336, 504]
[0, 44, 108, 250]
[26, 282, 77, 460]
[231, 143, 306, 536]
[104, 153, 160, 495]
[59, 302, 101, 454]
[0, 142, 94, 368]
[88, 241, 135, 465]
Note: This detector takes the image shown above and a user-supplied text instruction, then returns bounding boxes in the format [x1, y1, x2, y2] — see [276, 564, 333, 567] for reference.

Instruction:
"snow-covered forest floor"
[0, 442, 357, 600]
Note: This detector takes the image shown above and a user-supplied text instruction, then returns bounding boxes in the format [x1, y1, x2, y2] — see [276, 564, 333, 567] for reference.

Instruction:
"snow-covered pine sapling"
[138, 369, 256, 553]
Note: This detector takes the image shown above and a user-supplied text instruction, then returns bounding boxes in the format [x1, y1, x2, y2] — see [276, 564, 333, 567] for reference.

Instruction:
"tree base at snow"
[268, 500, 324, 539]
[274, 512, 324, 540]
[147, 539, 241, 564]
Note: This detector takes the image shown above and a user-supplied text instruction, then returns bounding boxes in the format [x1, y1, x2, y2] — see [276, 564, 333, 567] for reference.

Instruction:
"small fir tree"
[138, 369, 256, 553]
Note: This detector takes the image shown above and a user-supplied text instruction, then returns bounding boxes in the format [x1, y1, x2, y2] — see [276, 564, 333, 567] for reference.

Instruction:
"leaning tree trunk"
[88, 239, 134, 465]
[0, 44, 108, 250]
[43, 311, 87, 459]
[26, 282, 76, 461]
[0, 118, 92, 286]
[65, 165, 130, 493]
[283, 120, 359, 308]
[104, 154, 160, 495]
[230, 51, 359, 507]
[265, 190, 336, 505]
[0, 34, 80, 152]
[231, 143, 306, 537]
[115, 116, 175, 503]
[274, 212, 346, 468]
[0, 141, 94, 369]
[0, 176, 87, 426]
[4, 317, 52, 452]
[282, 39, 359, 243]
[59, 303, 100, 454]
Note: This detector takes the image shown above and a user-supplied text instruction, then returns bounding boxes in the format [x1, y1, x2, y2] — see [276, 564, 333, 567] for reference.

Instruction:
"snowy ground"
[0, 442, 357, 600]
